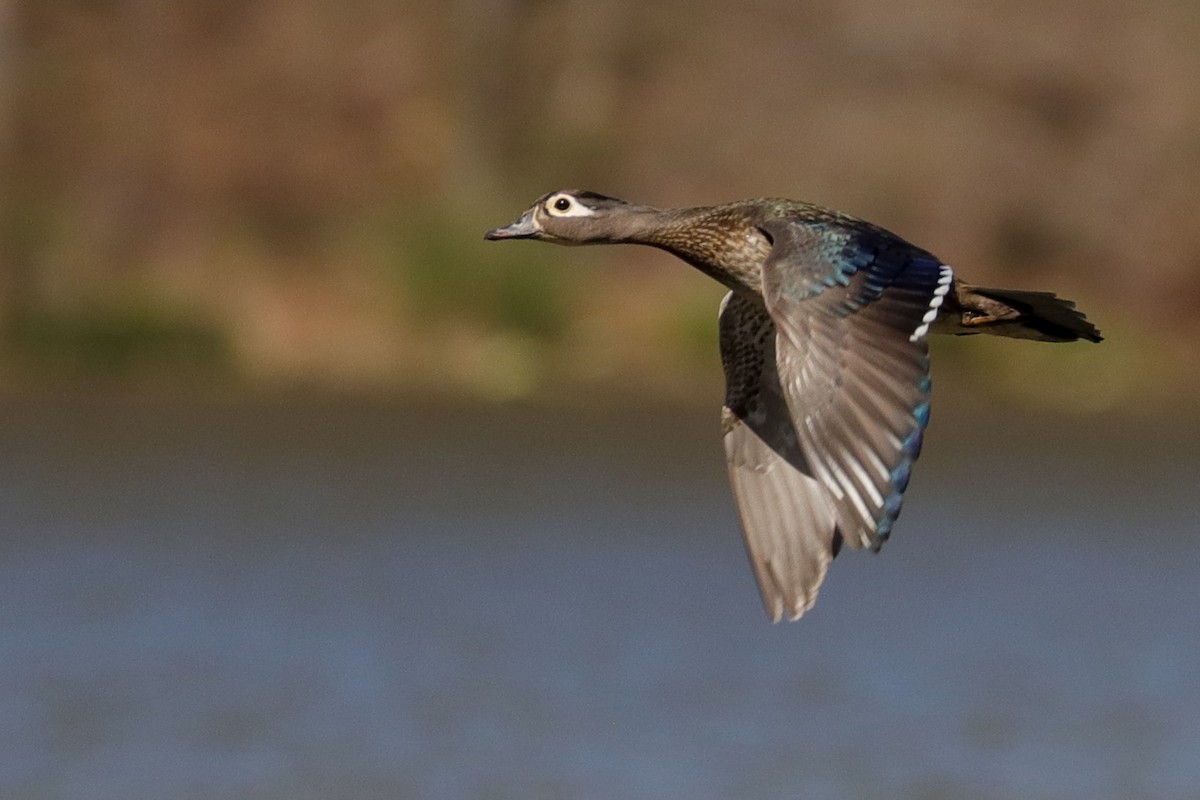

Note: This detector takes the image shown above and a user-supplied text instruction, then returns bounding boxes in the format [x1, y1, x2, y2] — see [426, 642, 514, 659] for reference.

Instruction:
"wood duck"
[486, 191, 1102, 622]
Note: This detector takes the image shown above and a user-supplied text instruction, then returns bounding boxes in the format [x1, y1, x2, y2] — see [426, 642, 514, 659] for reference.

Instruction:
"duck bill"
[484, 210, 540, 240]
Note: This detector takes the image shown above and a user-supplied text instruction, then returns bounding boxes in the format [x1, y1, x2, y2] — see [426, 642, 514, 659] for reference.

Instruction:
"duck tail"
[957, 285, 1103, 343]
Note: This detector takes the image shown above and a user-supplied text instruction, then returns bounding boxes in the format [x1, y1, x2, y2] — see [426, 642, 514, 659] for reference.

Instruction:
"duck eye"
[544, 193, 595, 218]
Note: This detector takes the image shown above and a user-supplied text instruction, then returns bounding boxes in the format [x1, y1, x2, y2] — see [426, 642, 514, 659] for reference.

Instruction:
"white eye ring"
[545, 193, 595, 218]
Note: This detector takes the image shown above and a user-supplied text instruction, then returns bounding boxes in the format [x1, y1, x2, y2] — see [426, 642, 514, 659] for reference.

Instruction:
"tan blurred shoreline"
[2, 1, 1197, 411]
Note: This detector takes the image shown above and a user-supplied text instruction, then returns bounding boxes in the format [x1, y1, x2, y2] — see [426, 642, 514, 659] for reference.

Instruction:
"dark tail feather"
[968, 286, 1103, 343]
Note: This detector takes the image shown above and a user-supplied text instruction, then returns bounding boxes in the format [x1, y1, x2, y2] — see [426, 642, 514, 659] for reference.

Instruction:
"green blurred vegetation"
[390, 212, 569, 341]
[0, 0, 1197, 410]
[5, 303, 230, 376]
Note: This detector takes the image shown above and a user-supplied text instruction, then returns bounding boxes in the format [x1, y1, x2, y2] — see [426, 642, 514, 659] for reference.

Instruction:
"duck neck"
[627, 205, 769, 294]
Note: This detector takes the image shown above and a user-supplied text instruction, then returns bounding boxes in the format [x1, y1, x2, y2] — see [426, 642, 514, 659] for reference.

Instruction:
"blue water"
[1, 395, 1196, 800]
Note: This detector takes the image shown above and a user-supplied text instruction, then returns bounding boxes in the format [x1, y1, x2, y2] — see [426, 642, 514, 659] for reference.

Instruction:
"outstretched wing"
[759, 217, 952, 554]
[718, 291, 840, 622]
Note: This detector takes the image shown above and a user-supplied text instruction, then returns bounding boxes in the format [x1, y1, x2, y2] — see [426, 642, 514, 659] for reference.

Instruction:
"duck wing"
[719, 219, 952, 621]
[719, 291, 840, 622]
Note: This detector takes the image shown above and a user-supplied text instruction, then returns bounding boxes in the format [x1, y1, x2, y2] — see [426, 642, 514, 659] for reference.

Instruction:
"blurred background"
[2, 1, 1198, 799]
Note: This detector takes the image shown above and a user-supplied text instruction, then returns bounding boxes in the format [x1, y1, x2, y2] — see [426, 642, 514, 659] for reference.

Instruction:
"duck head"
[485, 190, 649, 245]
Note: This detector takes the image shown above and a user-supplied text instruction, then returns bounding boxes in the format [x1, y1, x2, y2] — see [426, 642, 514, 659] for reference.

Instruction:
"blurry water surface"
[1, 393, 1197, 800]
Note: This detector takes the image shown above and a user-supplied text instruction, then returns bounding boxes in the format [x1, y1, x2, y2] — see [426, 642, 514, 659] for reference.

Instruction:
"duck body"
[486, 191, 1101, 621]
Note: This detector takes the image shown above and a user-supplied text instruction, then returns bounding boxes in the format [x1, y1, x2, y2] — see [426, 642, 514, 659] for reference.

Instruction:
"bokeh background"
[2, 2, 1198, 799]
[4, 0, 1199, 402]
